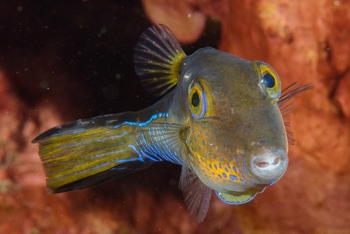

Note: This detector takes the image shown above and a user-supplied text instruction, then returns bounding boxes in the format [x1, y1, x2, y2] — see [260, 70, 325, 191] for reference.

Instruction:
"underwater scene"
[0, 0, 349, 233]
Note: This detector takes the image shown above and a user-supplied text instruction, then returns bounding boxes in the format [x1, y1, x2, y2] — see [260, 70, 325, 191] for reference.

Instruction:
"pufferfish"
[32, 24, 312, 222]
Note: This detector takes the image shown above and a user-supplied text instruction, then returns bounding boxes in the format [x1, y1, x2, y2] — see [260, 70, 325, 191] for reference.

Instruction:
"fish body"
[33, 25, 312, 222]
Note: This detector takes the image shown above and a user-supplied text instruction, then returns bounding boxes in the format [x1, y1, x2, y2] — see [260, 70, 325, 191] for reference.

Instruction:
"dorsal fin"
[134, 24, 187, 97]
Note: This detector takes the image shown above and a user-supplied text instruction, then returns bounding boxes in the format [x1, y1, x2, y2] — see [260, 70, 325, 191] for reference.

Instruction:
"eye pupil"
[262, 73, 275, 88]
[191, 92, 200, 107]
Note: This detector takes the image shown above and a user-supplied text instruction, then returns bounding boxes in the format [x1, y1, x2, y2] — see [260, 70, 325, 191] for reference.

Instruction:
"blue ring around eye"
[256, 61, 281, 102]
[191, 81, 207, 119]
[271, 91, 281, 101]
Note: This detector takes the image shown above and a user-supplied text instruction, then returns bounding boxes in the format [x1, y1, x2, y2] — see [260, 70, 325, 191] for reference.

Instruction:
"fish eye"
[262, 73, 275, 88]
[257, 62, 281, 102]
[188, 81, 206, 119]
[191, 92, 200, 107]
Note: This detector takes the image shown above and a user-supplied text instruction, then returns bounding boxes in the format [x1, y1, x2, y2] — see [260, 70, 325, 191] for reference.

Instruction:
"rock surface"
[0, 0, 349, 233]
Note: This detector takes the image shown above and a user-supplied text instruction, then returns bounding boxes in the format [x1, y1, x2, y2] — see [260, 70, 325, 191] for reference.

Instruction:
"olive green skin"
[168, 47, 287, 193]
[33, 24, 308, 223]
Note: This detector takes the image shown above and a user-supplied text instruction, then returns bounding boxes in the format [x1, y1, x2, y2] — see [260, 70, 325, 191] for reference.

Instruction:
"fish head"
[133, 24, 312, 218]
[179, 47, 288, 203]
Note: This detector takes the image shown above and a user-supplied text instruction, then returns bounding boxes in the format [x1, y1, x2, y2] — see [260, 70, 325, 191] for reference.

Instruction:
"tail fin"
[32, 114, 150, 193]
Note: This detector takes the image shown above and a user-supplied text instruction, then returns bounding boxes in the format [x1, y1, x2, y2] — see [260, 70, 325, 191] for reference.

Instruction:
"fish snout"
[250, 150, 288, 183]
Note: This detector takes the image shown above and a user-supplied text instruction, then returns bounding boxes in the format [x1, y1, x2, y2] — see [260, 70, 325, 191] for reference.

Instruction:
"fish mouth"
[250, 149, 288, 183]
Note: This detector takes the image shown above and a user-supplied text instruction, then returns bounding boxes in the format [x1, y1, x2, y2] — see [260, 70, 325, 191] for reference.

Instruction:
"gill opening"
[232, 147, 256, 185]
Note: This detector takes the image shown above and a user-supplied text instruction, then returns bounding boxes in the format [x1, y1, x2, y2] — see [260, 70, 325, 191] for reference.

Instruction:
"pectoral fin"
[179, 166, 212, 223]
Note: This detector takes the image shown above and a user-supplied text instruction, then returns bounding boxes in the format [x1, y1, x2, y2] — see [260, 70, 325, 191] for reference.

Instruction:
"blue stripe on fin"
[136, 122, 183, 165]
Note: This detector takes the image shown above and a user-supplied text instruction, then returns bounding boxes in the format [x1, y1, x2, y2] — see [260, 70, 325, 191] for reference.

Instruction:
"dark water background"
[0, 0, 220, 118]
[0, 0, 221, 224]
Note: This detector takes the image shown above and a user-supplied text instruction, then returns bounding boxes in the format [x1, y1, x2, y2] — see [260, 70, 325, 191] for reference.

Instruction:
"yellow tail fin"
[32, 114, 150, 193]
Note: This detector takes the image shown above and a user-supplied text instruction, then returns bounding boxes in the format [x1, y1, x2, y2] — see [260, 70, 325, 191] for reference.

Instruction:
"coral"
[0, 0, 349, 233]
